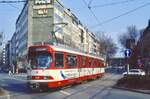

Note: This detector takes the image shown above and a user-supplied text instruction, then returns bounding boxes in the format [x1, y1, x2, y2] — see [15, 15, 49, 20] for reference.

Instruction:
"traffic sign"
[124, 49, 131, 57]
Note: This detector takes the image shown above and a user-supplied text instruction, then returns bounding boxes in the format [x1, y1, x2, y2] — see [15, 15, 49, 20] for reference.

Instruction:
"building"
[0, 49, 3, 65]
[5, 41, 11, 67]
[108, 57, 126, 67]
[10, 32, 17, 66]
[130, 20, 150, 68]
[2, 47, 5, 65]
[10, 0, 100, 69]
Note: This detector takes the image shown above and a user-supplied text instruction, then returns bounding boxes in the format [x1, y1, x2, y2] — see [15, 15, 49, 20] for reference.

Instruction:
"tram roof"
[50, 45, 104, 61]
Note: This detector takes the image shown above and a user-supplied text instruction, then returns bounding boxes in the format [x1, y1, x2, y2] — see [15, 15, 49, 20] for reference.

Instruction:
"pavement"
[0, 88, 4, 95]
[0, 73, 27, 98]
[113, 86, 150, 95]
[0, 73, 150, 99]
[0, 88, 10, 99]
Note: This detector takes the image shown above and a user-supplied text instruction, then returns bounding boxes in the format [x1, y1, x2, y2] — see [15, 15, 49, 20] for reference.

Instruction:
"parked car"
[123, 69, 145, 76]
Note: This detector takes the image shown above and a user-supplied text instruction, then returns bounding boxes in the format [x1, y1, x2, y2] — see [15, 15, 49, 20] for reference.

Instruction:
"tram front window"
[30, 54, 52, 69]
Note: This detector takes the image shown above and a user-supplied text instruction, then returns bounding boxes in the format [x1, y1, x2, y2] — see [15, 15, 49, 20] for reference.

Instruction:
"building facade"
[10, 0, 100, 69]
[130, 20, 150, 68]
[0, 49, 3, 65]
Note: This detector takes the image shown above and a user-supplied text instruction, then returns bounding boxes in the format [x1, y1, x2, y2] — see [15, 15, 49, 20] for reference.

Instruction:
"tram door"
[78, 55, 82, 82]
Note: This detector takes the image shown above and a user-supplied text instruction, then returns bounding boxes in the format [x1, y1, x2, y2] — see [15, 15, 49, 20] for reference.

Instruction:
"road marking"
[60, 90, 71, 95]
[6, 94, 10, 99]
[1, 83, 8, 87]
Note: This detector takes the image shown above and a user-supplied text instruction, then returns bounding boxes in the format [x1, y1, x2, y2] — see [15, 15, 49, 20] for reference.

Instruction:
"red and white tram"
[27, 44, 105, 89]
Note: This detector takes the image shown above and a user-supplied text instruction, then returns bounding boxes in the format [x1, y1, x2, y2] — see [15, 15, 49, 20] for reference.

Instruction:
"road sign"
[124, 49, 131, 57]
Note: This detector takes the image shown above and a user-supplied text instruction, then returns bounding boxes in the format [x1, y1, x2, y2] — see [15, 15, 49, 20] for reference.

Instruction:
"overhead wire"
[82, 0, 105, 31]
[7, 3, 20, 9]
[0, 0, 26, 9]
[91, 0, 137, 8]
[91, 1, 150, 28]
[88, 0, 94, 8]
[0, 0, 26, 3]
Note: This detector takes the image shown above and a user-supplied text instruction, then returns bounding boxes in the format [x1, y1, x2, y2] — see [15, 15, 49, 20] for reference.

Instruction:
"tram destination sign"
[34, 48, 48, 51]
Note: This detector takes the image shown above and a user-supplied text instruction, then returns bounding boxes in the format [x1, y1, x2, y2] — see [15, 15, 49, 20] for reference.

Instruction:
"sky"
[0, 0, 150, 56]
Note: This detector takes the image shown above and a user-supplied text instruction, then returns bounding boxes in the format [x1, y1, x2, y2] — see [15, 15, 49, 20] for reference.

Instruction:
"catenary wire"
[90, 0, 137, 8]
[82, 0, 105, 31]
[91, 1, 150, 29]
[0, 0, 26, 3]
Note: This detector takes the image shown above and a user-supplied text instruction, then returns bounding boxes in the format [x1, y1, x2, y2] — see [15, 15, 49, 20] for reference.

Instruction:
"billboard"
[34, 0, 52, 5]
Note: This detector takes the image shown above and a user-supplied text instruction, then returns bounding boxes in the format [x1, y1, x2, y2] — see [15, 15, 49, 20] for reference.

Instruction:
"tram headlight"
[30, 76, 54, 80]
[44, 76, 54, 80]
[44, 76, 49, 80]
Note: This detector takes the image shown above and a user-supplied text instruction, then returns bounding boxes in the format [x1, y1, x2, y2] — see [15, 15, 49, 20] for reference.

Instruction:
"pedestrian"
[8, 70, 12, 75]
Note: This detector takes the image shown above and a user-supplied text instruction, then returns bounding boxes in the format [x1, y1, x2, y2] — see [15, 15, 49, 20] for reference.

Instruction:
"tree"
[119, 25, 139, 49]
[96, 32, 118, 65]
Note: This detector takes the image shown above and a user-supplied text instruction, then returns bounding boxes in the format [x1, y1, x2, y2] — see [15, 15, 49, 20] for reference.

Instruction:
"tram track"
[0, 73, 121, 99]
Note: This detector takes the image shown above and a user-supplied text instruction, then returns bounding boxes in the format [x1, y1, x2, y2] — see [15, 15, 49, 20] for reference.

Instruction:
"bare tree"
[119, 25, 139, 49]
[96, 32, 118, 63]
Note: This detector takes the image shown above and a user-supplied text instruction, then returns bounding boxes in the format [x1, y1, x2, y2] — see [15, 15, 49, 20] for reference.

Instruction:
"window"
[88, 58, 92, 67]
[55, 52, 64, 68]
[30, 54, 52, 69]
[54, 13, 63, 22]
[92, 59, 96, 67]
[82, 56, 86, 67]
[66, 55, 77, 68]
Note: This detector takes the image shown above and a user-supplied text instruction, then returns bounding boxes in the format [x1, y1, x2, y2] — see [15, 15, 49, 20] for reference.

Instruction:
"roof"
[30, 44, 104, 61]
[51, 45, 104, 60]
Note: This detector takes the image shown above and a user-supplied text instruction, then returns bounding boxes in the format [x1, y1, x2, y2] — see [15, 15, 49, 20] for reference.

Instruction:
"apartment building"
[10, 0, 99, 69]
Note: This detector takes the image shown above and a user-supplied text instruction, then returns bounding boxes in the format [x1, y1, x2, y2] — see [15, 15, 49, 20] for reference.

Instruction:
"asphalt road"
[0, 73, 150, 99]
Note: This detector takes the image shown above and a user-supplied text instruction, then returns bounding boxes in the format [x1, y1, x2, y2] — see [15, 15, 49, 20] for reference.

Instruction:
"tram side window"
[66, 55, 77, 68]
[88, 58, 92, 67]
[55, 52, 64, 68]
[82, 56, 86, 67]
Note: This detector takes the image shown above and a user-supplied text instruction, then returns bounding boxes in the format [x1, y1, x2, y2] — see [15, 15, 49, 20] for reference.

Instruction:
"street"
[0, 73, 150, 99]
[0, 0, 150, 99]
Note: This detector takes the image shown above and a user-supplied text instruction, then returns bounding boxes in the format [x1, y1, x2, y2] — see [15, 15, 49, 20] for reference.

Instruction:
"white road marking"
[60, 90, 71, 95]
[6, 94, 10, 99]
[1, 83, 8, 87]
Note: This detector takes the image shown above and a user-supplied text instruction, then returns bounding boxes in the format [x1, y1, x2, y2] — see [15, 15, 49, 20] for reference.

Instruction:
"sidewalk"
[0, 88, 4, 95]
[0, 88, 9, 99]
[113, 86, 150, 95]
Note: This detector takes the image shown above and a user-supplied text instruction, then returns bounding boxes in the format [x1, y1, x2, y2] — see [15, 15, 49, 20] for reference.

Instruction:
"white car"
[123, 69, 145, 76]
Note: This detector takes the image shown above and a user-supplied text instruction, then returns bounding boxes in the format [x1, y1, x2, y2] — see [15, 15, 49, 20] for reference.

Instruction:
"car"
[123, 69, 145, 76]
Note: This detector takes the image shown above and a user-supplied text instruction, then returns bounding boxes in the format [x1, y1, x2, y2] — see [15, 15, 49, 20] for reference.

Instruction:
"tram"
[27, 44, 105, 89]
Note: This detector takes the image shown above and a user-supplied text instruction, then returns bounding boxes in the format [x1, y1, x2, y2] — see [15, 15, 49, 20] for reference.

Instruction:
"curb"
[112, 86, 150, 95]
[0, 88, 10, 99]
